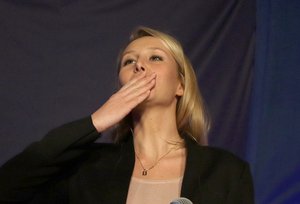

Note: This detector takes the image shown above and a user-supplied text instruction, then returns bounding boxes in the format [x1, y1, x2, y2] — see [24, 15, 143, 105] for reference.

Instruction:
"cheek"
[156, 69, 180, 92]
[161, 67, 180, 84]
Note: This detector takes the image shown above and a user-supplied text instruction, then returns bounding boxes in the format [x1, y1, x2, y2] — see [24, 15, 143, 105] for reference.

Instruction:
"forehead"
[123, 36, 169, 54]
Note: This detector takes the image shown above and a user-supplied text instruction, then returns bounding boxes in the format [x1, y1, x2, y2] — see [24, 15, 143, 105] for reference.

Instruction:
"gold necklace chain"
[135, 146, 180, 176]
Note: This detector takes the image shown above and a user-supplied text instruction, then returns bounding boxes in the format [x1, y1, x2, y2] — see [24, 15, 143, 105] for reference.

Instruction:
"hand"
[91, 72, 156, 132]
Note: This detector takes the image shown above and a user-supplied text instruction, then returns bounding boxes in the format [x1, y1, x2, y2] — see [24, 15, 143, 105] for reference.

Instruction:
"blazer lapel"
[181, 137, 205, 203]
[109, 136, 135, 204]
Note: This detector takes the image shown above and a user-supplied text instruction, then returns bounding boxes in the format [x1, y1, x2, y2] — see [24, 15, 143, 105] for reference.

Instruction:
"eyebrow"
[122, 47, 168, 57]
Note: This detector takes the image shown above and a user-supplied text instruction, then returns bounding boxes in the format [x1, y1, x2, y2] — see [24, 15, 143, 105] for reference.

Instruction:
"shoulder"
[196, 145, 247, 166]
[85, 142, 122, 160]
[186, 139, 250, 177]
[184, 139, 254, 202]
[82, 137, 134, 165]
[186, 142, 252, 188]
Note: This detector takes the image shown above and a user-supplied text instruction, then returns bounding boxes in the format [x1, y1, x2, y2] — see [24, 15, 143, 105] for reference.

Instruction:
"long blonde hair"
[113, 26, 210, 145]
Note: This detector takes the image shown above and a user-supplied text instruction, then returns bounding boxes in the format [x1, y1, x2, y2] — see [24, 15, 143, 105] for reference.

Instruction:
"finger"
[122, 71, 156, 91]
[121, 72, 156, 95]
[126, 75, 155, 96]
[127, 89, 151, 108]
[119, 71, 147, 91]
[124, 78, 156, 102]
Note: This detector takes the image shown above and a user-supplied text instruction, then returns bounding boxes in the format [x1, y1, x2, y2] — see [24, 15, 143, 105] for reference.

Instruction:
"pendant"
[142, 170, 147, 176]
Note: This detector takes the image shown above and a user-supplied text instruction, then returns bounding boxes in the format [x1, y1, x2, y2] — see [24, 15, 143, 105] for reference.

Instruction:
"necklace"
[135, 147, 179, 176]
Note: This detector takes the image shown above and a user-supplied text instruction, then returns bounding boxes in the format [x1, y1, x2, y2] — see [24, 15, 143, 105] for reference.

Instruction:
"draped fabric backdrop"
[247, 0, 300, 203]
[0, 0, 299, 203]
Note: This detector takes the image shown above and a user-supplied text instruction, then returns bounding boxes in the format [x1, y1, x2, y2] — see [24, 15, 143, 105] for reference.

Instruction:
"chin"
[134, 97, 156, 111]
[144, 88, 155, 101]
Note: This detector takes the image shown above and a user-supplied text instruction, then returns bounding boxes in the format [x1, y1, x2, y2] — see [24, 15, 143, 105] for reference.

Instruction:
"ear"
[176, 82, 184, 97]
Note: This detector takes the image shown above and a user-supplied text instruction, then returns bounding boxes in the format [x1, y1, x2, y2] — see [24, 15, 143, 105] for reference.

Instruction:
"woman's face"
[119, 36, 183, 107]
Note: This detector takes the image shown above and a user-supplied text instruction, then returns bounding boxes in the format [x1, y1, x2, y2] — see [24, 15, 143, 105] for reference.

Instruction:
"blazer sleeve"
[227, 162, 255, 204]
[0, 116, 100, 203]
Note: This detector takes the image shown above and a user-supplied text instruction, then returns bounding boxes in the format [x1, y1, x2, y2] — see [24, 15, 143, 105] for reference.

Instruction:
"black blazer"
[0, 117, 254, 204]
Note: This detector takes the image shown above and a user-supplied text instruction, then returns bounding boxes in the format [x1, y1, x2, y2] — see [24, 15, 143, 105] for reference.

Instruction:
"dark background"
[0, 0, 299, 203]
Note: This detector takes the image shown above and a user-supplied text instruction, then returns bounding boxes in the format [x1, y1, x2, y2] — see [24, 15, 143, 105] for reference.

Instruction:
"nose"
[134, 61, 146, 73]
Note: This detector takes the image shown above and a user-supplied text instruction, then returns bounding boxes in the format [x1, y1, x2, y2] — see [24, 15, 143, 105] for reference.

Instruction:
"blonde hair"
[113, 26, 210, 145]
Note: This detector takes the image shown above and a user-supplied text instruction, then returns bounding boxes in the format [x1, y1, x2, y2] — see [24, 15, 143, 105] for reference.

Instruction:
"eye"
[149, 55, 163, 61]
[122, 59, 136, 66]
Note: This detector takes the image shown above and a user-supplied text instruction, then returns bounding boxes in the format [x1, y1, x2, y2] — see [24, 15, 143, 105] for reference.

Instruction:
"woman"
[0, 27, 254, 204]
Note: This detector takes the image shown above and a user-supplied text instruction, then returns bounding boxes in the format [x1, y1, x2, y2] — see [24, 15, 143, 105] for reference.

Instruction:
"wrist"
[91, 113, 105, 133]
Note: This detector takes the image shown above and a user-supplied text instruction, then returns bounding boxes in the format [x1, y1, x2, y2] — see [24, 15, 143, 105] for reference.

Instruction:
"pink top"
[126, 176, 183, 204]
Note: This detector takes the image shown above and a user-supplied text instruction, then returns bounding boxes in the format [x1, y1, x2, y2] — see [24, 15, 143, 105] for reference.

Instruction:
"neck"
[132, 106, 184, 161]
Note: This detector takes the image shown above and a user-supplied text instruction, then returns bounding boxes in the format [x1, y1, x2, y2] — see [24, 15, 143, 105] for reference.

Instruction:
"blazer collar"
[181, 136, 204, 201]
[109, 137, 135, 204]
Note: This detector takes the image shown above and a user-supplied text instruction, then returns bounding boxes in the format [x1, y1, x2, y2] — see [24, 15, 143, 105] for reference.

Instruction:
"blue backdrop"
[248, 0, 300, 203]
